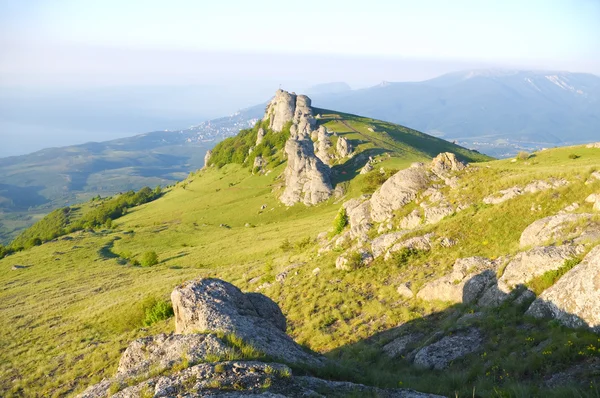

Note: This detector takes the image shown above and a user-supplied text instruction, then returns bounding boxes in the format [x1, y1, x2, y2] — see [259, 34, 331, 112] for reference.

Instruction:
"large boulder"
[519, 213, 596, 247]
[413, 328, 483, 370]
[280, 136, 333, 206]
[172, 278, 319, 365]
[203, 150, 212, 169]
[526, 246, 600, 332]
[371, 231, 409, 258]
[370, 165, 430, 223]
[344, 197, 373, 238]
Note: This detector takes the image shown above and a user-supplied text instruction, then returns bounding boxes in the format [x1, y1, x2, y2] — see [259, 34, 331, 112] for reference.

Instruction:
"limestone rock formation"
[336, 136, 353, 158]
[263, 90, 297, 132]
[253, 156, 268, 174]
[256, 127, 266, 145]
[385, 234, 434, 261]
[203, 150, 212, 169]
[371, 231, 409, 258]
[313, 125, 333, 165]
[400, 209, 423, 229]
[586, 142, 600, 148]
[483, 179, 569, 205]
[171, 278, 319, 365]
[413, 328, 483, 370]
[526, 245, 600, 332]
[280, 137, 333, 206]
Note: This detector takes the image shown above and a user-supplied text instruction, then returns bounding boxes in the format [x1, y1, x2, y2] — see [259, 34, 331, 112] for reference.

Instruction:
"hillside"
[1, 91, 600, 397]
[314, 70, 600, 157]
[0, 106, 262, 243]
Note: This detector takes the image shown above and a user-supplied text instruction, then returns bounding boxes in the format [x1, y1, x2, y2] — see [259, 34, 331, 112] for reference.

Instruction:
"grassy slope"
[1, 113, 599, 397]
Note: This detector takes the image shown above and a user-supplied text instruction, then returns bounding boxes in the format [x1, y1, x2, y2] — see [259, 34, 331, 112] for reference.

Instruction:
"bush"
[516, 151, 530, 161]
[143, 298, 174, 326]
[280, 238, 292, 252]
[361, 168, 398, 193]
[141, 251, 159, 267]
[333, 207, 348, 235]
[568, 153, 580, 159]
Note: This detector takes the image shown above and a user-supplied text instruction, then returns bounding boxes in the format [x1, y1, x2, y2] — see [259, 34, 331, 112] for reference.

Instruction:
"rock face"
[336, 136, 353, 158]
[265, 90, 333, 206]
[256, 128, 266, 145]
[172, 278, 318, 365]
[280, 137, 333, 206]
[413, 328, 483, 370]
[313, 125, 333, 165]
[370, 166, 430, 223]
[526, 245, 600, 332]
[203, 150, 212, 169]
[263, 90, 297, 132]
[519, 213, 595, 247]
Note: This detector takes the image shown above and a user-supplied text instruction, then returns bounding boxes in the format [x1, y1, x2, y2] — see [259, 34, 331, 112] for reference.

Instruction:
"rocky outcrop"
[79, 277, 440, 398]
[519, 213, 597, 247]
[256, 128, 266, 145]
[313, 125, 333, 165]
[526, 245, 600, 332]
[399, 209, 422, 229]
[336, 136, 353, 158]
[413, 328, 483, 370]
[117, 333, 230, 379]
[385, 234, 433, 261]
[172, 278, 318, 365]
[344, 196, 373, 238]
[371, 231, 409, 258]
[586, 193, 600, 211]
[360, 158, 375, 174]
[280, 136, 333, 206]
[383, 332, 424, 358]
[263, 90, 297, 132]
[253, 156, 268, 174]
[586, 142, 600, 148]
[203, 150, 212, 169]
[430, 152, 466, 178]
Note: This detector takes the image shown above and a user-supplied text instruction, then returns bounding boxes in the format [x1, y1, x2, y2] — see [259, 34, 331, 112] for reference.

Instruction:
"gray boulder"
[413, 328, 483, 370]
[430, 152, 466, 178]
[344, 197, 373, 238]
[526, 245, 600, 332]
[256, 128, 266, 145]
[371, 231, 409, 258]
[172, 278, 320, 366]
[370, 166, 430, 223]
[399, 209, 422, 229]
[383, 332, 424, 358]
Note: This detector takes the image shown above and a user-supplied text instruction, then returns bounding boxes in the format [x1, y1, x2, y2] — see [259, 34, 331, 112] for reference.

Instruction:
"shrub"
[280, 238, 292, 252]
[141, 251, 159, 267]
[143, 298, 174, 326]
[333, 207, 348, 235]
[361, 168, 398, 193]
[516, 151, 530, 161]
[568, 153, 580, 159]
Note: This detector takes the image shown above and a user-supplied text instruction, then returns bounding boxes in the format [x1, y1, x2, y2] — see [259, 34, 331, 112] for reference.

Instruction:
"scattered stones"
[526, 245, 600, 332]
[413, 328, 483, 370]
[483, 179, 569, 205]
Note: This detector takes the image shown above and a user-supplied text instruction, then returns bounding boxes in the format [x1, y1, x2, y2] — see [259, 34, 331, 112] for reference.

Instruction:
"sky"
[1, 0, 599, 88]
[0, 0, 599, 156]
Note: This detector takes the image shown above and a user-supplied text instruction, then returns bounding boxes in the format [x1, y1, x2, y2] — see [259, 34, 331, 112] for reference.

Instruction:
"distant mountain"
[311, 70, 600, 157]
[0, 105, 264, 242]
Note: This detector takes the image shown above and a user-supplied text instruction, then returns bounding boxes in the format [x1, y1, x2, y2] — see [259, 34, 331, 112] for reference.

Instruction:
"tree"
[141, 251, 159, 267]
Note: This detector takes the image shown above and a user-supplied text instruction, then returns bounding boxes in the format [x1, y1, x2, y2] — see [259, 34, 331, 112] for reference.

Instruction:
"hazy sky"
[1, 0, 599, 88]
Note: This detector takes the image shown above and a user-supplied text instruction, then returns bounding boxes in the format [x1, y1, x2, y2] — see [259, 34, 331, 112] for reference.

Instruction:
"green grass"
[1, 111, 599, 397]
